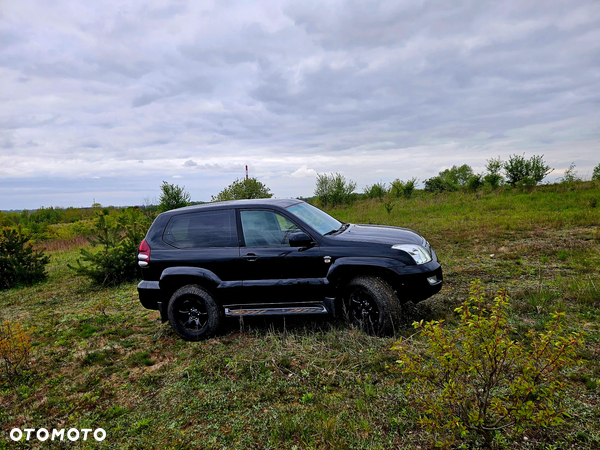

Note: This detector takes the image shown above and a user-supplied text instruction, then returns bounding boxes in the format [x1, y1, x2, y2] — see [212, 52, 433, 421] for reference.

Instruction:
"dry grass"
[33, 236, 90, 252]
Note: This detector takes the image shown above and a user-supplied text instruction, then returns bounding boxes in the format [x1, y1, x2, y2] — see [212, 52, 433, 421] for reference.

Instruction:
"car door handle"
[242, 253, 259, 262]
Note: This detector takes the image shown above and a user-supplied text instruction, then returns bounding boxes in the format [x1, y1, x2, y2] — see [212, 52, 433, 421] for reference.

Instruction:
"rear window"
[163, 210, 237, 249]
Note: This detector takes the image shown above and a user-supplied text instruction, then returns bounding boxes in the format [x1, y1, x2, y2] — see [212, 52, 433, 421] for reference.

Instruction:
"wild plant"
[393, 280, 584, 447]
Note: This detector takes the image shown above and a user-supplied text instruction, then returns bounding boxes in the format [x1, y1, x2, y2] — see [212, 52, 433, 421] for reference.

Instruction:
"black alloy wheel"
[174, 296, 209, 332]
[348, 288, 380, 334]
[167, 285, 222, 341]
[344, 276, 402, 336]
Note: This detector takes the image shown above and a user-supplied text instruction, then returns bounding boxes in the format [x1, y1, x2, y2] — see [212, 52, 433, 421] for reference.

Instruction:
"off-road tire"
[343, 276, 403, 336]
[167, 285, 222, 341]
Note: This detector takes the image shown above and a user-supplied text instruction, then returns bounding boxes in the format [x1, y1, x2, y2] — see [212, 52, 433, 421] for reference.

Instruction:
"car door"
[238, 208, 326, 304]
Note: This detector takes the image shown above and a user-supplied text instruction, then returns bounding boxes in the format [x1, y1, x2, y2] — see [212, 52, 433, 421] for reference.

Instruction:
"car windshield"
[285, 202, 343, 236]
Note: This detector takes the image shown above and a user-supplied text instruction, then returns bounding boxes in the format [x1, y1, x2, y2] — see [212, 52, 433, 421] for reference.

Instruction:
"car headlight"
[392, 244, 432, 265]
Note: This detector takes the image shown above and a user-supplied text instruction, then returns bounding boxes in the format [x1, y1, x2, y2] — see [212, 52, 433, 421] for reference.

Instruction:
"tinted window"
[240, 210, 299, 247]
[163, 210, 237, 248]
[285, 202, 341, 235]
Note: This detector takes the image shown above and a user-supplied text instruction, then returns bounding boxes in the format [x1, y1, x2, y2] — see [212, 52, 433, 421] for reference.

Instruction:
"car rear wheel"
[167, 285, 222, 341]
[344, 276, 402, 336]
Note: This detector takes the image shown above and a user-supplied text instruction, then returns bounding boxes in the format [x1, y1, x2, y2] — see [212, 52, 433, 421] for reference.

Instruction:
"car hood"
[329, 224, 425, 246]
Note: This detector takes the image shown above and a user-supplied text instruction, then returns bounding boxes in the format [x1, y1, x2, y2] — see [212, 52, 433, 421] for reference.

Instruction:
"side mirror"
[289, 232, 313, 248]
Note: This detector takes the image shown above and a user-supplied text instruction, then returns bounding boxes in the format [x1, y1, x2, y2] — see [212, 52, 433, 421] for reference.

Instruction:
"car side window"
[163, 210, 237, 248]
[240, 210, 300, 247]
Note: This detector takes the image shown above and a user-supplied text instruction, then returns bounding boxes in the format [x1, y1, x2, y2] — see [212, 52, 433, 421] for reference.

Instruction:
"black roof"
[161, 198, 304, 215]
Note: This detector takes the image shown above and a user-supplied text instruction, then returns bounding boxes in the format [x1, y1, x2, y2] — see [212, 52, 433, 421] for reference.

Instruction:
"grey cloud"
[132, 76, 214, 107]
[81, 141, 101, 148]
[183, 159, 197, 167]
[1, 138, 15, 149]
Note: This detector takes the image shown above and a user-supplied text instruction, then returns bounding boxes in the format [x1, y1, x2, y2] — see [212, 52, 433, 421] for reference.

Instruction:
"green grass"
[1, 181, 600, 449]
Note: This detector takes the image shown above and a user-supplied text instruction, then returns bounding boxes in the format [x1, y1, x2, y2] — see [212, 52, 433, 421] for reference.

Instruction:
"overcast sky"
[1, 0, 599, 210]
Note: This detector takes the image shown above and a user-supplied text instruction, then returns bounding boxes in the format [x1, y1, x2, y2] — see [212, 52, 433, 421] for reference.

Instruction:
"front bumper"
[389, 260, 443, 302]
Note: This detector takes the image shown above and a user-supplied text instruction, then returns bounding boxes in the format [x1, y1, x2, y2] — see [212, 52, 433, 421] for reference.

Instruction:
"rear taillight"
[138, 239, 150, 267]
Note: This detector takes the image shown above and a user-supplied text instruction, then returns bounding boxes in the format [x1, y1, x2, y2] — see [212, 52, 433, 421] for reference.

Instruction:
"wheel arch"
[326, 258, 406, 299]
[159, 267, 222, 303]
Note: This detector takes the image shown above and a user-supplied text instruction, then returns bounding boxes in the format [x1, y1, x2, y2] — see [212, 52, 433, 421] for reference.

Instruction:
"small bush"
[592, 163, 600, 181]
[0, 226, 50, 290]
[393, 280, 583, 447]
[484, 157, 504, 188]
[560, 163, 581, 184]
[504, 154, 553, 186]
[383, 200, 394, 214]
[439, 164, 474, 187]
[390, 178, 417, 199]
[364, 182, 388, 200]
[466, 174, 484, 191]
[69, 213, 146, 286]
[158, 181, 191, 212]
[424, 176, 457, 193]
[314, 173, 356, 206]
[91, 297, 112, 316]
[0, 321, 34, 385]
[211, 177, 272, 202]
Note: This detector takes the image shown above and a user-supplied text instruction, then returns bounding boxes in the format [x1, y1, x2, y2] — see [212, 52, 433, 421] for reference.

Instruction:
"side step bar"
[224, 305, 329, 317]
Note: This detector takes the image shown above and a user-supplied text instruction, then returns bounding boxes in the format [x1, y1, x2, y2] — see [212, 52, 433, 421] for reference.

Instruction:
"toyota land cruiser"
[137, 199, 443, 341]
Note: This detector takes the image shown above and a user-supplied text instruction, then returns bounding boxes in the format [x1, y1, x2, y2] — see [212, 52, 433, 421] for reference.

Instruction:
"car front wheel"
[344, 276, 402, 336]
[167, 285, 222, 341]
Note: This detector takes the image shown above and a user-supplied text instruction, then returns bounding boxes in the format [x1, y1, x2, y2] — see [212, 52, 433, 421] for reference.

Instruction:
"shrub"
[424, 165, 474, 193]
[314, 173, 356, 206]
[212, 177, 272, 202]
[0, 321, 34, 385]
[393, 280, 583, 447]
[383, 200, 395, 214]
[424, 176, 457, 193]
[560, 163, 581, 184]
[466, 174, 484, 191]
[363, 182, 388, 200]
[591, 163, 600, 181]
[0, 226, 50, 290]
[439, 164, 474, 187]
[504, 154, 553, 186]
[158, 181, 191, 212]
[484, 157, 504, 188]
[91, 297, 112, 316]
[69, 213, 146, 286]
[390, 178, 417, 199]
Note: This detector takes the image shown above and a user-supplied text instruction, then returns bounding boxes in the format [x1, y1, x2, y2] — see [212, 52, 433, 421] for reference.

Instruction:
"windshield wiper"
[324, 222, 349, 236]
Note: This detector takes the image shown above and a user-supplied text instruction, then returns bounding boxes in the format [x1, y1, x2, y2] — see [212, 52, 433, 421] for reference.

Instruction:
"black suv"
[137, 199, 442, 341]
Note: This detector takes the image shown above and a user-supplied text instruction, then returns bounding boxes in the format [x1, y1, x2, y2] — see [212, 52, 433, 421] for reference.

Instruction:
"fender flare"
[326, 257, 406, 286]
[159, 266, 222, 289]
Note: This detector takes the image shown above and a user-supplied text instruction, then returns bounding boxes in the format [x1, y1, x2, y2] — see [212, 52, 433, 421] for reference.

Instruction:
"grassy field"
[1, 182, 599, 449]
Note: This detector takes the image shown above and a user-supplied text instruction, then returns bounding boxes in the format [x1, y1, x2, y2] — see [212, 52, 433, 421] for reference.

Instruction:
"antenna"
[246, 165, 248, 180]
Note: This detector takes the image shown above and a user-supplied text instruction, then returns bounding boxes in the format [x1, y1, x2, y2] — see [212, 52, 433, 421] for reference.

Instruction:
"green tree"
[211, 177, 272, 202]
[424, 165, 474, 194]
[314, 173, 356, 206]
[439, 164, 474, 187]
[158, 181, 191, 212]
[591, 163, 600, 181]
[504, 154, 552, 186]
[69, 212, 145, 286]
[363, 182, 388, 201]
[484, 156, 504, 188]
[0, 226, 50, 290]
[466, 174, 483, 191]
[390, 178, 417, 199]
[424, 176, 456, 193]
